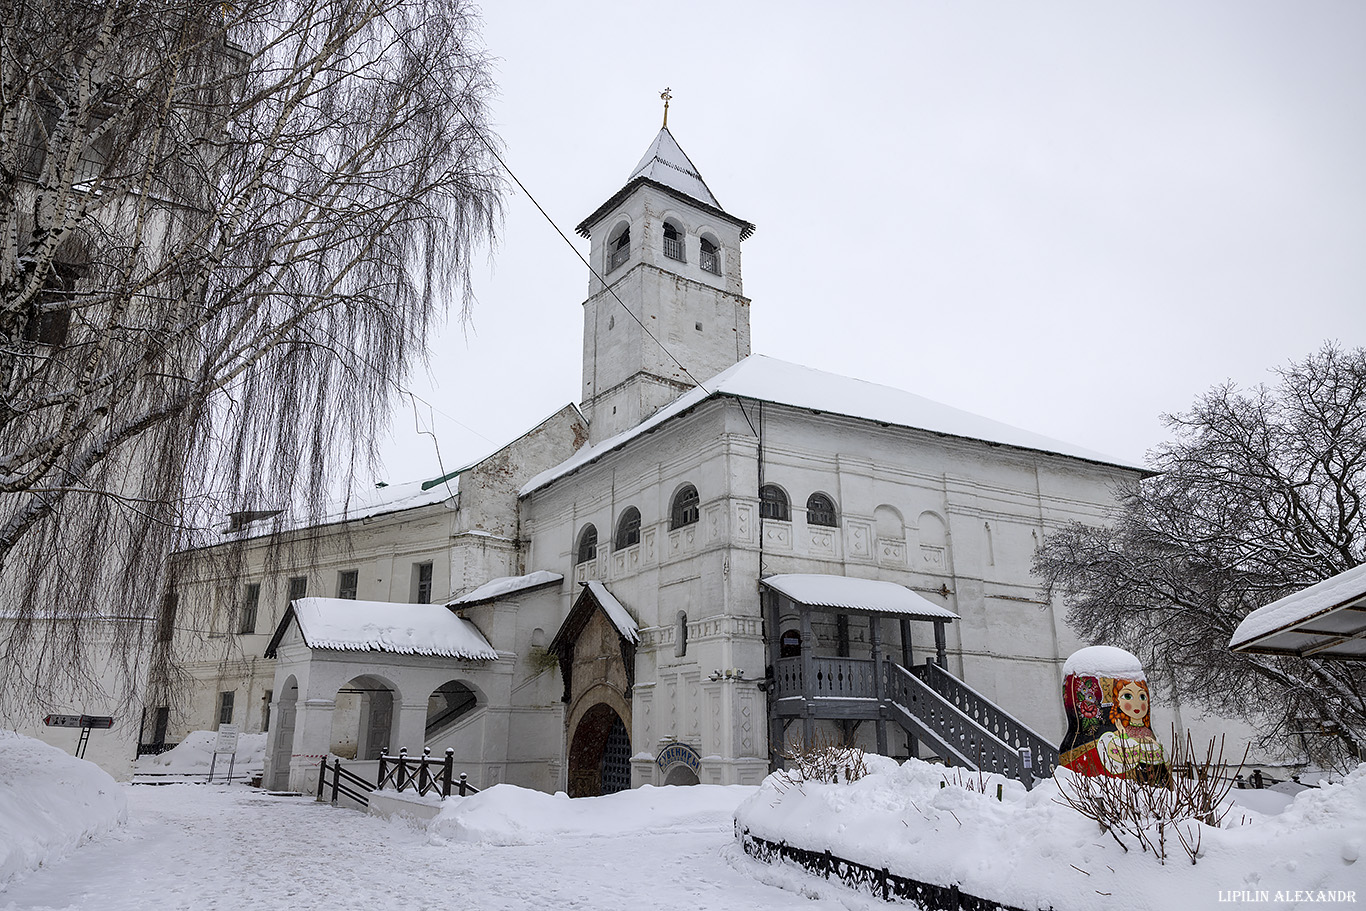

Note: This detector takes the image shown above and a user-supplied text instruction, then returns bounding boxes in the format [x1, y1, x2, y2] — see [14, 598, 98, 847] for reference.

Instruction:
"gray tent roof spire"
[627, 127, 721, 209]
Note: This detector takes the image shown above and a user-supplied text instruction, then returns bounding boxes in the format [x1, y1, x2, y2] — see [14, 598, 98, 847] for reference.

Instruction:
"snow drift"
[735, 757, 1364, 911]
[0, 729, 127, 887]
[429, 782, 754, 846]
[135, 730, 267, 775]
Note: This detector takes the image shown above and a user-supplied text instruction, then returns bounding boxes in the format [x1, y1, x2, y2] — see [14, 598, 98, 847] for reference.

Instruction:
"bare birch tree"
[0, 0, 502, 706]
[1033, 344, 1366, 768]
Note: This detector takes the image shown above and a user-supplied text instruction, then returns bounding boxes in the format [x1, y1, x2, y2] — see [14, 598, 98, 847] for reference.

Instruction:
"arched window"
[576, 525, 598, 564]
[759, 484, 789, 521]
[662, 221, 685, 262]
[699, 236, 720, 275]
[608, 223, 630, 272]
[806, 493, 838, 527]
[779, 629, 802, 658]
[670, 485, 700, 529]
[615, 507, 641, 549]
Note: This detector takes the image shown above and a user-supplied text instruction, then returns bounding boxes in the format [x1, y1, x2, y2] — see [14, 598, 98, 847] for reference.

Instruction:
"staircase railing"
[882, 661, 1033, 787]
[377, 747, 480, 798]
[912, 661, 1059, 777]
[317, 757, 376, 807]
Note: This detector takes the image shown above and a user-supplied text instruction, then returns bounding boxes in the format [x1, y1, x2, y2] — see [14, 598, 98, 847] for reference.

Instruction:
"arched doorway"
[426, 680, 479, 740]
[331, 674, 397, 760]
[269, 676, 298, 790]
[567, 703, 631, 797]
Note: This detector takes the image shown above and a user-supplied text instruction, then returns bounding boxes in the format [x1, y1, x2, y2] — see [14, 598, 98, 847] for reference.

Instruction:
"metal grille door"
[600, 716, 631, 794]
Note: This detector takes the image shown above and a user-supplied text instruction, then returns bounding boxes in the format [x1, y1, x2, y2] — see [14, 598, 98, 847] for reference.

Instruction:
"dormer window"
[608, 223, 630, 272]
[699, 236, 720, 275]
[662, 221, 685, 263]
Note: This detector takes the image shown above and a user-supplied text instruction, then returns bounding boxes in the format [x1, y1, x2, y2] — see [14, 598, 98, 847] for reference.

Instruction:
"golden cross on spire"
[660, 87, 672, 128]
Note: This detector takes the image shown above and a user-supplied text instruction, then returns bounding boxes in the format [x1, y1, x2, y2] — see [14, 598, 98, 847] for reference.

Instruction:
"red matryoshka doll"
[1059, 646, 1167, 781]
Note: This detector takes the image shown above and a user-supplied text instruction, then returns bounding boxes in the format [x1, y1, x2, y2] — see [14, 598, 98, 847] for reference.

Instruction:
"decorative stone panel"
[845, 519, 873, 560]
[762, 520, 792, 553]
[733, 502, 756, 546]
[877, 537, 908, 567]
[920, 544, 946, 569]
[704, 502, 728, 543]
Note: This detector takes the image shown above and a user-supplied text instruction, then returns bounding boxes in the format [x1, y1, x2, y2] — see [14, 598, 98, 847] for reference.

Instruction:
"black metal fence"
[318, 747, 481, 809]
[736, 825, 1048, 911]
[377, 746, 479, 799]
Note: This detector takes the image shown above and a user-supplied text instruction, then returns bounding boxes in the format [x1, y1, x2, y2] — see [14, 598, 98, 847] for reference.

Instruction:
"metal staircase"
[773, 655, 1059, 787]
[885, 661, 1058, 785]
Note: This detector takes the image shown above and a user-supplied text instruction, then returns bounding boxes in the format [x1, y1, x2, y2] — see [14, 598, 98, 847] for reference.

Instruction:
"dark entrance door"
[568, 703, 631, 797]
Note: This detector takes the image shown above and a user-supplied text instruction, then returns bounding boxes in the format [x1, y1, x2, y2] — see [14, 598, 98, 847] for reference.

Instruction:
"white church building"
[168, 124, 1149, 796]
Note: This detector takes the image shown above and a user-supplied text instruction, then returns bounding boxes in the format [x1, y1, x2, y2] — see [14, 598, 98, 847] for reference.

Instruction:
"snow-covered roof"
[448, 571, 564, 608]
[522, 355, 1141, 496]
[575, 128, 755, 240]
[267, 597, 498, 660]
[762, 574, 959, 620]
[1062, 645, 1146, 680]
[584, 581, 640, 643]
[626, 127, 721, 209]
[1230, 564, 1366, 661]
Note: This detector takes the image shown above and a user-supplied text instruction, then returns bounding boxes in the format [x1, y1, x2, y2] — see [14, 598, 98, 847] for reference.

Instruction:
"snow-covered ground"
[0, 783, 885, 911]
[0, 732, 126, 889]
[5, 731, 1362, 911]
[737, 756, 1365, 911]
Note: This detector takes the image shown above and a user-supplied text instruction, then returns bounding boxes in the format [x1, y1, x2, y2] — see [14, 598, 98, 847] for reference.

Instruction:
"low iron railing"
[317, 757, 376, 807]
[737, 826, 1036, 911]
[699, 249, 719, 275]
[317, 747, 481, 809]
[913, 661, 1059, 777]
[663, 235, 685, 262]
[377, 747, 480, 798]
[608, 246, 629, 272]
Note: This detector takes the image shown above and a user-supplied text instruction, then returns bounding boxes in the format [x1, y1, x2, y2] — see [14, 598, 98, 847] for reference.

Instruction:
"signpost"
[43, 714, 116, 758]
[208, 725, 241, 784]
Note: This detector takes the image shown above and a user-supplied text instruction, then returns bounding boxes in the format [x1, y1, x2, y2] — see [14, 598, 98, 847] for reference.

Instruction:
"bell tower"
[576, 109, 755, 443]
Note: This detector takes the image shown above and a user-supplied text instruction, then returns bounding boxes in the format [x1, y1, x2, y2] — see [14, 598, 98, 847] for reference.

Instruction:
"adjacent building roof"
[584, 580, 640, 643]
[1230, 564, 1366, 661]
[447, 571, 564, 608]
[762, 574, 960, 621]
[264, 597, 498, 660]
[522, 354, 1142, 496]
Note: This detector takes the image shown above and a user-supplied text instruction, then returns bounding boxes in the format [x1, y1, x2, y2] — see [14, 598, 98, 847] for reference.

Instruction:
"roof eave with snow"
[521, 355, 1144, 498]
[762, 574, 960, 621]
[575, 176, 756, 240]
[1230, 564, 1366, 661]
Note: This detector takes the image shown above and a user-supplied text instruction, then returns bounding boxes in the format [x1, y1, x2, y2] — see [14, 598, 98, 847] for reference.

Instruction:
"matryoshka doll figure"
[1059, 646, 1167, 781]
[1059, 646, 1121, 776]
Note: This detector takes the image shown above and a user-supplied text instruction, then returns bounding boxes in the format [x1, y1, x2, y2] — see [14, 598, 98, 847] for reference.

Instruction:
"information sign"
[214, 724, 240, 754]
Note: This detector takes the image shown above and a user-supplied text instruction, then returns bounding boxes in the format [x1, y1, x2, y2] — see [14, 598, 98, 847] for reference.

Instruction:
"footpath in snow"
[0, 782, 886, 911]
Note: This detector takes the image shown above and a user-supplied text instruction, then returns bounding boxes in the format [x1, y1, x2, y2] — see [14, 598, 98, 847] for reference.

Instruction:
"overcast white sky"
[373, 0, 1366, 485]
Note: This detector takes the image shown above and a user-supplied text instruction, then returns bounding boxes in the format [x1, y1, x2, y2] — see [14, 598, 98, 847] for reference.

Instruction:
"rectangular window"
[337, 569, 359, 600]
[287, 575, 307, 604]
[261, 690, 272, 733]
[413, 562, 433, 604]
[156, 591, 178, 642]
[217, 691, 235, 727]
[238, 583, 260, 635]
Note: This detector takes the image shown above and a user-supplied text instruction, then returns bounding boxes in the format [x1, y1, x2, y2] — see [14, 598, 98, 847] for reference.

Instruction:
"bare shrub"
[1054, 728, 1248, 865]
[777, 730, 868, 787]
